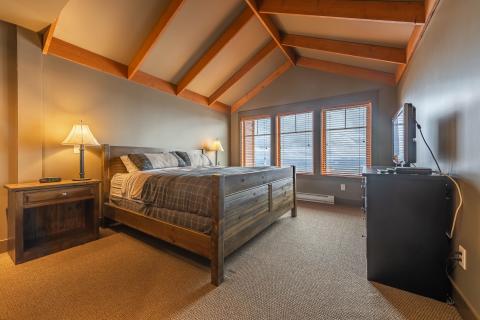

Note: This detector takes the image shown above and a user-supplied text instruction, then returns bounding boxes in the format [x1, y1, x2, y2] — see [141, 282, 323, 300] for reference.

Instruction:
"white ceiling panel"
[297, 48, 397, 73]
[186, 18, 270, 97]
[0, 0, 68, 32]
[55, 0, 171, 64]
[273, 14, 414, 48]
[140, 0, 242, 83]
[220, 49, 286, 106]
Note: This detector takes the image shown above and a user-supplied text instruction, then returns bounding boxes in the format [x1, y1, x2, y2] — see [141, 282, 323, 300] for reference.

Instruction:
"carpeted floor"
[0, 203, 461, 320]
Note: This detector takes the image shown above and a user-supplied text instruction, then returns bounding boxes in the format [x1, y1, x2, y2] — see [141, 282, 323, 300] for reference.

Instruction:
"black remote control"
[39, 177, 62, 183]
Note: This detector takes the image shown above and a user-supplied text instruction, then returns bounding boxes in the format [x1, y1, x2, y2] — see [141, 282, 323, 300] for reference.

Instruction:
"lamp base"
[73, 178, 92, 181]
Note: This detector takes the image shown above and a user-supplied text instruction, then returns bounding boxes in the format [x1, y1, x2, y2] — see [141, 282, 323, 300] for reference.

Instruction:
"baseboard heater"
[297, 192, 334, 204]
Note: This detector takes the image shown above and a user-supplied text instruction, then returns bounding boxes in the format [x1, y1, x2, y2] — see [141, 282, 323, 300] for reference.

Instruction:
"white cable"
[444, 175, 463, 239]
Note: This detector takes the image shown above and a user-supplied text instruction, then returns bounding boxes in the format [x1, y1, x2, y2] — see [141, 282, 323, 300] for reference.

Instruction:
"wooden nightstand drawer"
[24, 186, 94, 206]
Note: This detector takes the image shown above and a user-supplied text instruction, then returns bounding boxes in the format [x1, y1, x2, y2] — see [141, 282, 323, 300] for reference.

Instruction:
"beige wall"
[231, 67, 398, 203]
[398, 0, 480, 317]
[0, 25, 229, 244]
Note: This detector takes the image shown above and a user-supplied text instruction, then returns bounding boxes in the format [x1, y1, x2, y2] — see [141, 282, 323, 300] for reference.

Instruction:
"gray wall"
[231, 67, 398, 204]
[398, 0, 480, 317]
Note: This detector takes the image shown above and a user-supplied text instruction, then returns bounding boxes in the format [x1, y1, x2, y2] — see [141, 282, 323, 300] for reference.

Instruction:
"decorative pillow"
[174, 151, 191, 166]
[120, 155, 139, 173]
[175, 151, 213, 167]
[127, 152, 185, 171]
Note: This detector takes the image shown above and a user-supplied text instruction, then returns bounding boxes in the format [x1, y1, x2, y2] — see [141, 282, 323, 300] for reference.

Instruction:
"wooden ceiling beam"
[128, 0, 184, 79]
[231, 60, 291, 113]
[259, 0, 426, 24]
[244, 0, 296, 65]
[396, 0, 440, 82]
[208, 40, 276, 105]
[297, 56, 395, 86]
[47, 38, 229, 113]
[176, 7, 253, 95]
[282, 34, 406, 64]
[42, 18, 58, 54]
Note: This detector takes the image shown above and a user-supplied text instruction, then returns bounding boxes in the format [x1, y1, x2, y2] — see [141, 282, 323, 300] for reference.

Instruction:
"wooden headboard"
[101, 144, 204, 202]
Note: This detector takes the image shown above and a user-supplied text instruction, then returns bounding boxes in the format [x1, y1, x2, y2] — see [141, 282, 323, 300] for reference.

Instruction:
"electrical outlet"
[459, 245, 467, 270]
[340, 184, 346, 191]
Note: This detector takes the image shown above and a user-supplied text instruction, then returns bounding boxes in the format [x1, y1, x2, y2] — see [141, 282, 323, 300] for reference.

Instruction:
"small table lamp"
[62, 121, 100, 180]
[210, 139, 224, 166]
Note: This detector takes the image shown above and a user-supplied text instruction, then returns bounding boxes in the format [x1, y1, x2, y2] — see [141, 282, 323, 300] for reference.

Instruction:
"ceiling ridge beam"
[42, 18, 58, 54]
[176, 7, 253, 95]
[244, 0, 296, 65]
[128, 0, 184, 79]
[208, 40, 276, 106]
[259, 0, 426, 24]
[297, 56, 395, 86]
[282, 34, 406, 64]
[48, 38, 229, 113]
[396, 0, 440, 83]
[231, 60, 291, 113]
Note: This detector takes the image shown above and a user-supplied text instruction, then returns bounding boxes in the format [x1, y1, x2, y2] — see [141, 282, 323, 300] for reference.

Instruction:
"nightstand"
[4, 179, 100, 264]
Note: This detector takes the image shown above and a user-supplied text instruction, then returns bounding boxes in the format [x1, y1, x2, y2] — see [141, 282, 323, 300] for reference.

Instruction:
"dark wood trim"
[0, 239, 7, 253]
[449, 276, 480, 320]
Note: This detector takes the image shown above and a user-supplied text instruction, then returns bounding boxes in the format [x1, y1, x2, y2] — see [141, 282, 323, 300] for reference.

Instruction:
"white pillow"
[187, 152, 213, 167]
[120, 155, 139, 173]
[145, 153, 182, 169]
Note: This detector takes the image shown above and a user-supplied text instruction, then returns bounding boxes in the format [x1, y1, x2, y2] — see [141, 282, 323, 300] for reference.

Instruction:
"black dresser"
[362, 167, 452, 301]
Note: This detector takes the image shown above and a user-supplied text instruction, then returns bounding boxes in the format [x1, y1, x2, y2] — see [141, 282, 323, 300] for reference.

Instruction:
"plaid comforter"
[141, 166, 273, 217]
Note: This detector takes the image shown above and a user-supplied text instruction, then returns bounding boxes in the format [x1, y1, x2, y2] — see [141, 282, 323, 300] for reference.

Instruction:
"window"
[277, 112, 314, 173]
[321, 103, 371, 176]
[240, 117, 271, 167]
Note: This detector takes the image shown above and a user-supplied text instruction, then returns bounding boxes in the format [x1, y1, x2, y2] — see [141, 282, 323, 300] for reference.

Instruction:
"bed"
[101, 144, 297, 285]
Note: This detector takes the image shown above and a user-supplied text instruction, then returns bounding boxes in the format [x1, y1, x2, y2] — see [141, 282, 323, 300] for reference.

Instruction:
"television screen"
[392, 103, 416, 166]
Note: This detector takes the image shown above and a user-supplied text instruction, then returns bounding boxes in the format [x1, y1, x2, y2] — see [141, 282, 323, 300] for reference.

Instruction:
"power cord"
[415, 120, 463, 239]
[416, 121, 442, 173]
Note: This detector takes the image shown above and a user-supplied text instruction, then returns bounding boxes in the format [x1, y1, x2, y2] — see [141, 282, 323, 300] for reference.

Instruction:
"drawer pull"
[61, 192, 68, 197]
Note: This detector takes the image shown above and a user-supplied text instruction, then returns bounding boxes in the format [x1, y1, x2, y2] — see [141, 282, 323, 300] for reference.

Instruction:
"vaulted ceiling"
[1, 0, 439, 113]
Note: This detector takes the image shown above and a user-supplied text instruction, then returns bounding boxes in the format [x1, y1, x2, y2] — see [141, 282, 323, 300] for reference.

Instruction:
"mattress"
[109, 166, 274, 234]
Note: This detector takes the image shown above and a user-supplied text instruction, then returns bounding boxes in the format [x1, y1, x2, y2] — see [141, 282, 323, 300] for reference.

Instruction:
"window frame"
[276, 110, 315, 175]
[321, 102, 372, 178]
[240, 115, 273, 167]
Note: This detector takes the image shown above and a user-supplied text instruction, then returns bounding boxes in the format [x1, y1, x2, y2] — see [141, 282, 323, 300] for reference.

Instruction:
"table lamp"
[210, 139, 224, 166]
[62, 121, 100, 180]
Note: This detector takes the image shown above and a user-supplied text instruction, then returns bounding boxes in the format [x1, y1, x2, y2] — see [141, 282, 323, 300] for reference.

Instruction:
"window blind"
[240, 117, 272, 167]
[277, 112, 313, 173]
[321, 104, 371, 176]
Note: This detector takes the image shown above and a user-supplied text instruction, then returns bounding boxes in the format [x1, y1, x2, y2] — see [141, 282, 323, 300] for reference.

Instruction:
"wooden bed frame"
[101, 144, 297, 285]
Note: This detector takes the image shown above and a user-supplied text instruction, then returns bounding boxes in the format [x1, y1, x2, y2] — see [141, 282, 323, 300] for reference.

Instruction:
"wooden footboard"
[101, 145, 296, 286]
[210, 166, 296, 284]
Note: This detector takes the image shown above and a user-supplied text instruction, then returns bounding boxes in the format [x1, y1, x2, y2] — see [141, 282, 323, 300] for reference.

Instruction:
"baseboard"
[0, 239, 7, 253]
[335, 198, 363, 207]
[449, 276, 480, 320]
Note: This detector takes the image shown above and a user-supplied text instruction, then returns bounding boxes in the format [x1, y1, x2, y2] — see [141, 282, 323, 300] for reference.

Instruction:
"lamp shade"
[210, 139, 224, 152]
[62, 123, 99, 146]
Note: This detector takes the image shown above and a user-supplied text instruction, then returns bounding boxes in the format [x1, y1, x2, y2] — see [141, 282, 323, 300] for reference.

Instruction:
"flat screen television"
[392, 103, 416, 166]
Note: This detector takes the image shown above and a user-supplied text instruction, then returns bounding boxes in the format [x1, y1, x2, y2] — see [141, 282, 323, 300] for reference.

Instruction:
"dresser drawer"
[24, 186, 94, 206]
